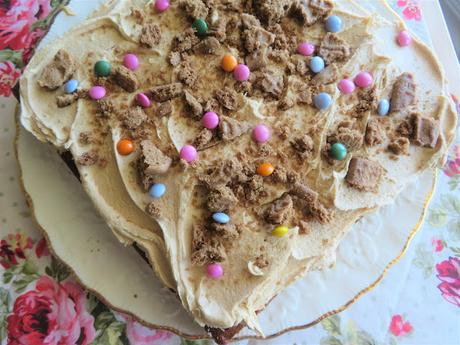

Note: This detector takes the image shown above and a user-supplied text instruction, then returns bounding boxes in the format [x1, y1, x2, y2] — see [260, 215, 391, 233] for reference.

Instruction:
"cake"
[19, 0, 457, 343]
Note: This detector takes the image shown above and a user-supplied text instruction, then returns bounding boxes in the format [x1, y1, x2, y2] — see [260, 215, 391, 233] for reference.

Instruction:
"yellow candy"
[272, 226, 289, 237]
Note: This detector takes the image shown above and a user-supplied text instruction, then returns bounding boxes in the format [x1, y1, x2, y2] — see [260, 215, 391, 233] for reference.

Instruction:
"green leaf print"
[45, 257, 70, 282]
[448, 175, 460, 191]
[95, 311, 117, 330]
[449, 247, 460, 257]
[356, 330, 377, 345]
[0, 50, 24, 68]
[13, 274, 37, 293]
[448, 219, 460, 241]
[21, 259, 38, 275]
[427, 206, 449, 227]
[321, 315, 342, 337]
[320, 335, 344, 345]
[412, 244, 434, 278]
[441, 194, 460, 215]
[0, 287, 10, 341]
[92, 320, 126, 345]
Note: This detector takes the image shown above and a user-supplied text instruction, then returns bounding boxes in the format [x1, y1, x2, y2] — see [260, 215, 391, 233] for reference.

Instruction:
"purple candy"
[202, 112, 219, 129]
[206, 263, 223, 279]
[89, 86, 106, 100]
[136, 92, 151, 108]
[123, 54, 139, 71]
[354, 72, 373, 88]
[154, 0, 170, 12]
[298, 42, 315, 56]
[180, 145, 198, 163]
[338, 79, 355, 94]
[233, 64, 250, 82]
[252, 124, 271, 143]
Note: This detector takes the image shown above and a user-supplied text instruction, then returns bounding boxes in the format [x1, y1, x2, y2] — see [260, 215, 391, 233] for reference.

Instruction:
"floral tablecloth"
[0, 1, 459, 344]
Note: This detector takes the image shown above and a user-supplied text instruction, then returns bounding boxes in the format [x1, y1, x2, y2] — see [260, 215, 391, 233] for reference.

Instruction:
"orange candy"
[257, 162, 274, 177]
[117, 139, 134, 156]
[221, 54, 238, 72]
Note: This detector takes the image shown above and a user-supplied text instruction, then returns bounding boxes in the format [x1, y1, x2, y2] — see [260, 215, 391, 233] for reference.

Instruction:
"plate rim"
[13, 109, 437, 342]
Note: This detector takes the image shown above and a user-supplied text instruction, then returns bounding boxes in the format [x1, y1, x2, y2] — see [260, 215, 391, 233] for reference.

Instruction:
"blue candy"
[310, 56, 325, 74]
[64, 79, 79, 94]
[212, 212, 230, 224]
[325, 15, 342, 33]
[377, 99, 390, 116]
[149, 183, 166, 198]
[314, 92, 332, 110]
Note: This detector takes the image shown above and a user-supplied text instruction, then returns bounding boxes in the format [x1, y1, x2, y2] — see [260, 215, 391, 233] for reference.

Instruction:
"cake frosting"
[20, 0, 456, 337]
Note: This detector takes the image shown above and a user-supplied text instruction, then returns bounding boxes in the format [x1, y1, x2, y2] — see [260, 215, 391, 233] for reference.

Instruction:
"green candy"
[192, 18, 208, 37]
[94, 60, 111, 77]
[330, 143, 347, 160]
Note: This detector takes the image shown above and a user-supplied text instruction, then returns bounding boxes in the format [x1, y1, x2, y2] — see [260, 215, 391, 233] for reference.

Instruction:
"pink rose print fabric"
[396, 0, 422, 21]
[436, 257, 460, 307]
[389, 314, 413, 337]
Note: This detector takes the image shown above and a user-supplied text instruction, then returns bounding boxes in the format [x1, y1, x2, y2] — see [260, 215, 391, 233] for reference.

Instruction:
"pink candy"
[89, 86, 106, 100]
[206, 263, 223, 279]
[397, 30, 412, 47]
[252, 124, 271, 143]
[338, 79, 355, 94]
[233, 64, 250, 82]
[154, 0, 170, 12]
[202, 111, 219, 129]
[180, 145, 197, 163]
[354, 72, 373, 88]
[123, 54, 139, 71]
[136, 93, 151, 108]
[298, 42, 315, 56]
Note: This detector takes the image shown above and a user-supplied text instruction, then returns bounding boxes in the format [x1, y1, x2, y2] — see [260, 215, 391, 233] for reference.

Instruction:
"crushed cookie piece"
[353, 87, 376, 117]
[264, 194, 293, 224]
[318, 33, 351, 64]
[169, 51, 182, 66]
[297, 86, 315, 105]
[203, 97, 222, 113]
[139, 140, 172, 189]
[411, 113, 439, 148]
[130, 8, 145, 23]
[191, 225, 226, 266]
[290, 182, 331, 223]
[278, 95, 295, 111]
[328, 125, 363, 152]
[193, 37, 221, 55]
[146, 201, 161, 218]
[149, 83, 183, 102]
[289, 0, 333, 26]
[194, 128, 214, 150]
[184, 90, 203, 119]
[209, 222, 239, 241]
[140, 23, 161, 48]
[390, 73, 416, 113]
[245, 49, 269, 71]
[157, 101, 172, 117]
[243, 25, 275, 53]
[253, 0, 290, 25]
[241, 13, 261, 28]
[298, 220, 311, 235]
[38, 49, 75, 90]
[56, 92, 79, 108]
[291, 135, 314, 158]
[172, 28, 199, 53]
[365, 119, 385, 146]
[312, 63, 339, 85]
[290, 182, 317, 205]
[97, 99, 115, 118]
[78, 132, 91, 145]
[345, 157, 382, 192]
[112, 66, 139, 92]
[207, 185, 237, 212]
[200, 158, 245, 187]
[76, 150, 99, 166]
[287, 171, 300, 184]
[217, 116, 250, 141]
[179, 0, 208, 19]
[178, 63, 198, 87]
[121, 107, 147, 130]
[305, 202, 331, 224]
[215, 87, 240, 111]
[270, 165, 288, 183]
[254, 254, 269, 268]
[244, 175, 265, 202]
[388, 137, 410, 155]
[255, 70, 284, 99]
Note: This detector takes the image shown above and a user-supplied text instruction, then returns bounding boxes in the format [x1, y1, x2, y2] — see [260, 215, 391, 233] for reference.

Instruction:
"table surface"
[0, 1, 459, 345]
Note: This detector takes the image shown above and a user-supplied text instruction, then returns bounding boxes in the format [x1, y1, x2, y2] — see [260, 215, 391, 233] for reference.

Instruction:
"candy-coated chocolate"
[212, 212, 230, 224]
[123, 54, 139, 71]
[94, 60, 111, 77]
[221, 55, 238, 72]
[206, 263, 223, 279]
[117, 139, 134, 155]
[354, 71, 373, 88]
[202, 111, 219, 129]
[192, 18, 208, 37]
[330, 142, 347, 160]
[377, 99, 390, 116]
[257, 163, 274, 177]
[89, 86, 106, 100]
[272, 226, 289, 237]
[154, 0, 170, 12]
[233, 64, 250, 81]
[252, 124, 271, 143]
[338, 79, 355, 94]
[180, 145, 197, 163]
[136, 93, 151, 108]
[310, 56, 325, 73]
[397, 30, 412, 47]
[64, 79, 78, 94]
[149, 183, 166, 198]
[325, 15, 342, 33]
[314, 92, 332, 110]
[298, 42, 315, 56]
